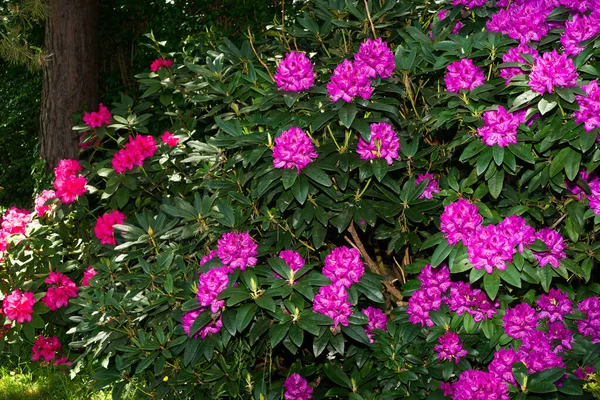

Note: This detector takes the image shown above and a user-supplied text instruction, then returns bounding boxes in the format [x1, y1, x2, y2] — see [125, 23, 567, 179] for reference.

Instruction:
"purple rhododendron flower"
[415, 173, 440, 199]
[356, 122, 400, 165]
[312, 283, 353, 328]
[576, 297, 600, 343]
[561, 14, 600, 57]
[446, 281, 498, 322]
[444, 59, 485, 93]
[434, 332, 468, 364]
[487, 2, 552, 44]
[537, 288, 572, 322]
[574, 366, 595, 380]
[574, 80, 600, 132]
[327, 59, 373, 102]
[322, 246, 364, 287]
[272, 127, 318, 172]
[284, 373, 313, 400]
[503, 303, 538, 340]
[498, 215, 535, 253]
[532, 228, 567, 268]
[407, 265, 451, 327]
[500, 44, 538, 84]
[197, 267, 228, 313]
[477, 106, 521, 148]
[276, 250, 305, 280]
[440, 199, 483, 245]
[217, 232, 258, 271]
[181, 308, 223, 339]
[354, 38, 395, 79]
[451, 370, 509, 400]
[361, 306, 388, 342]
[519, 330, 565, 373]
[274, 51, 315, 92]
[468, 224, 515, 274]
[489, 348, 520, 385]
[546, 321, 573, 353]
[528, 50, 578, 95]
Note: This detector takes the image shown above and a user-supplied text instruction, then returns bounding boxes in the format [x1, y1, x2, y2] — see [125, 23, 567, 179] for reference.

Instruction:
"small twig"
[247, 26, 274, 81]
[363, 0, 377, 39]
[550, 213, 568, 230]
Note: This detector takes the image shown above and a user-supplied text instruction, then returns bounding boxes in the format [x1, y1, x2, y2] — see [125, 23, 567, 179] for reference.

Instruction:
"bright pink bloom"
[274, 51, 315, 92]
[574, 80, 600, 132]
[547, 321, 573, 353]
[1, 207, 31, 235]
[150, 58, 173, 72]
[161, 131, 179, 147]
[53, 159, 88, 204]
[54, 356, 72, 367]
[446, 281, 498, 322]
[440, 382, 453, 396]
[440, 199, 482, 246]
[498, 215, 535, 253]
[81, 266, 97, 287]
[532, 228, 567, 268]
[354, 38, 395, 79]
[94, 210, 126, 245]
[452, 370, 509, 400]
[574, 366, 595, 380]
[489, 348, 520, 385]
[181, 308, 223, 339]
[197, 267, 228, 313]
[503, 303, 538, 340]
[356, 122, 400, 165]
[83, 103, 112, 128]
[2, 289, 35, 323]
[112, 135, 158, 174]
[284, 373, 313, 400]
[322, 246, 364, 287]
[576, 297, 600, 343]
[361, 306, 387, 342]
[528, 50, 578, 95]
[327, 59, 373, 102]
[561, 14, 600, 57]
[31, 335, 61, 362]
[477, 106, 520, 147]
[487, 2, 552, 44]
[182, 308, 202, 338]
[537, 288, 572, 322]
[407, 265, 452, 327]
[34, 190, 57, 218]
[500, 44, 538, 84]
[415, 173, 440, 199]
[434, 332, 468, 364]
[444, 59, 485, 93]
[217, 232, 258, 271]
[312, 283, 353, 328]
[272, 127, 318, 172]
[41, 272, 79, 310]
[467, 224, 515, 274]
[276, 250, 305, 280]
[518, 330, 565, 373]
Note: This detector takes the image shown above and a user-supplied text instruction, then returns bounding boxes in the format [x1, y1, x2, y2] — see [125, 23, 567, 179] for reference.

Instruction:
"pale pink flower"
[2, 289, 35, 324]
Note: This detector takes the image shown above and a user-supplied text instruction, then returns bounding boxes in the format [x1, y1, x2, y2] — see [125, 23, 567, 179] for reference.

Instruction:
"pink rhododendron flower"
[42, 272, 79, 310]
[440, 381, 454, 396]
[161, 131, 179, 147]
[537, 288, 572, 322]
[181, 308, 223, 339]
[518, 330, 565, 373]
[322, 246, 364, 287]
[487, 2, 552, 44]
[503, 303, 538, 340]
[532, 228, 567, 268]
[327, 59, 373, 102]
[500, 44, 538, 84]
[561, 14, 600, 57]
[356, 122, 400, 165]
[467, 224, 515, 274]
[361, 306, 387, 342]
[272, 127, 318, 172]
[312, 283, 353, 328]
[217, 232, 258, 271]
[31, 335, 61, 362]
[82, 103, 112, 128]
[2, 289, 35, 324]
[434, 332, 468, 364]
[34, 190, 57, 218]
[54, 356, 72, 367]
[528, 50, 578, 95]
[576, 297, 600, 343]
[452, 370, 509, 400]
[276, 250, 305, 280]
[274, 51, 315, 92]
[1, 207, 31, 235]
[112, 135, 158, 174]
[150, 58, 173, 72]
[197, 267, 228, 313]
[354, 38, 395, 79]
[546, 321, 573, 353]
[53, 159, 88, 204]
[489, 348, 520, 385]
[81, 266, 98, 287]
[284, 373, 313, 400]
[444, 59, 485, 93]
[407, 265, 452, 327]
[497, 215, 535, 253]
[574, 366, 595, 380]
[415, 173, 440, 199]
[440, 199, 482, 245]
[94, 210, 127, 245]
[446, 281, 499, 322]
[574, 80, 600, 132]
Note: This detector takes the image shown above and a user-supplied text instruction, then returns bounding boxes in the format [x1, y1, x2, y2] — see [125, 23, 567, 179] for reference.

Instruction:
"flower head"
[444, 59, 485, 93]
[500, 44, 538, 84]
[356, 122, 400, 165]
[528, 50, 578, 95]
[81, 266, 98, 287]
[272, 127, 318, 172]
[497, 216, 535, 253]
[197, 268, 229, 313]
[42, 272, 79, 310]
[112, 135, 158, 174]
[452, 370, 509, 400]
[487, 2, 551, 44]
[415, 173, 440, 199]
[276, 250, 305, 280]
[489, 348, 520, 385]
[31, 335, 61, 362]
[34, 190, 57, 218]
[217, 232, 258, 271]
[467, 224, 515, 274]
[312, 283, 353, 328]
[83, 103, 111, 128]
[53, 159, 88, 204]
[434, 332, 468, 364]
[361, 306, 387, 342]
[576, 297, 600, 343]
[1, 207, 31, 235]
[537, 288, 572, 322]
[477, 106, 521, 147]
[327, 59, 373, 102]
[561, 14, 600, 57]
[574, 80, 600, 132]
[503, 303, 538, 340]
[274, 51, 315, 92]
[322, 246, 364, 287]
[150, 58, 173, 72]
[181, 308, 223, 339]
[354, 38, 395, 79]
[161, 131, 179, 147]
[532, 228, 567, 268]
[440, 199, 482, 245]
[284, 373, 313, 400]
[94, 210, 126, 245]
[2, 289, 35, 324]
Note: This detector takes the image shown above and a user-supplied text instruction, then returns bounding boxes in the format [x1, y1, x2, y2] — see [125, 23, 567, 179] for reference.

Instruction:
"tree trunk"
[40, 0, 99, 170]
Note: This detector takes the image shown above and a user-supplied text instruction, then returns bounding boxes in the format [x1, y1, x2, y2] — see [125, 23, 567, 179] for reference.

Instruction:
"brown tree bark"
[40, 0, 99, 169]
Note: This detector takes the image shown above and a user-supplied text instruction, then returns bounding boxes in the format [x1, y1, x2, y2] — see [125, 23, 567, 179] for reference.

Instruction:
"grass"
[0, 364, 111, 400]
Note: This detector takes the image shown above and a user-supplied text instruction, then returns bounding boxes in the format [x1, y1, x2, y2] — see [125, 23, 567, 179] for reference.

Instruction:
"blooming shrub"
[1, 1, 600, 399]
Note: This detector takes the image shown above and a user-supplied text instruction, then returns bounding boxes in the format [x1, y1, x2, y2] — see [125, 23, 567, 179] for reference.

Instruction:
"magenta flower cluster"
[446, 281, 498, 322]
[528, 50, 578, 95]
[312, 283, 353, 328]
[499, 44, 538, 85]
[576, 296, 600, 343]
[0, 207, 31, 254]
[487, 2, 552, 44]
[327, 38, 395, 102]
[574, 80, 600, 133]
[561, 14, 600, 57]
[452, 0, 486, 8]
[274, 51, 315, 92]
[283, 373, 313, 400]
[434, 332, 468, 364]
[41, 272, 79, 311]
[217, 231, 258, 271]
[53, 159, 88, 204]
[356, 122, 400, 165]
[451, 370, 509, 400]
[82, 103, 111, 129]
[272, 127, 318, 172]
[275, 250, 305, 281]
[444, 59, 485, 93]
[112, 135, 158, 174]
[440, 199, 482, 246]
[415, 173, 440, 199]
[477, 106, 522, 147]
[537, 288, 572, 322]
[361, 306, 387, 342]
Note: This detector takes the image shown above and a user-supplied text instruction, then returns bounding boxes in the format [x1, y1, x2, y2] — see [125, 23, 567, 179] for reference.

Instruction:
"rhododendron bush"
[2, 0, 600, 398]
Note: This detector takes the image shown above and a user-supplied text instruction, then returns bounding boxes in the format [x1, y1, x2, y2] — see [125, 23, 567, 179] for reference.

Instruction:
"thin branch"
[363, 0, 377, 39]
[247, 26, 274, 81]
[550, 213, 568, 230]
